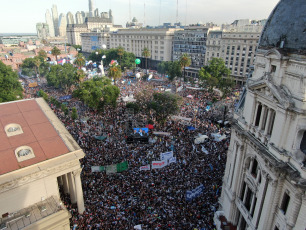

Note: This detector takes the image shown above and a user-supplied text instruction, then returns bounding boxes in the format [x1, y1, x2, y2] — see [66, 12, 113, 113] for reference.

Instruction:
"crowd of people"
[26, 76, 239, 230]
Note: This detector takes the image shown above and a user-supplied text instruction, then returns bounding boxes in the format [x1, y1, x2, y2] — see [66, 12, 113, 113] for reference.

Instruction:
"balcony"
[0, 197, 69, 230]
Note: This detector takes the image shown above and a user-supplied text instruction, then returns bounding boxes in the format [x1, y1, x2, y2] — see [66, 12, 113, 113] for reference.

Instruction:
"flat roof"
[0, 99, 70, 175]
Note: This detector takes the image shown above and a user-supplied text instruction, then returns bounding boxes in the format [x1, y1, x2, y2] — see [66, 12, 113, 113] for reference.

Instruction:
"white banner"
[160, 151, 173, 161]
[140, 165, 150, 171]
[168, 156, 177, 164]
[152, 160, 167, 169]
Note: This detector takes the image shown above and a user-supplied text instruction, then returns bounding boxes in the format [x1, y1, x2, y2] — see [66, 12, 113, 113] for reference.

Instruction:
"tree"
[51, 46, 61, 62]
[46, 64, 80, 93]
[38, 49, 47, 60]
[73, 77, 119, 110]
[179, 53, 191, 83]
[71, 107, 78, 120]
[148, 92, 182, 124]
[142, 47, 151, 75]
[168, 61, 182, 81]
[108, 63, 122, 85]
[117, 46, 124, 65]
[0, 61, 23, 102]
[33, 56, 41, 78]
[199, 58, 233, 97]
[74, 53, 86, 69]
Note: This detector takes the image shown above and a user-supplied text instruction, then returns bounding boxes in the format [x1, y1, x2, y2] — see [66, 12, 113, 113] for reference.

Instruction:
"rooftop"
[0, 99, 70, 175]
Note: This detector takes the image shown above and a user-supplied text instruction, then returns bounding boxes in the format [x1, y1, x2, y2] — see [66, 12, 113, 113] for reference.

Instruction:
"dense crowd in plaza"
[25, 76, 238, 230]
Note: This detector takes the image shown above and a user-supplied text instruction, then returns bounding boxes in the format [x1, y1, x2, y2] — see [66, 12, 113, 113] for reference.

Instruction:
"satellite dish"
[136, 73, 141, 78]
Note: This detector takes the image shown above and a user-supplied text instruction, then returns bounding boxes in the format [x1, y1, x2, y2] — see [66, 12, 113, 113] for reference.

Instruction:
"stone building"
[215, 0, 306, 229]
[172, 26, 208, 78]
[0, 98, 85, 229]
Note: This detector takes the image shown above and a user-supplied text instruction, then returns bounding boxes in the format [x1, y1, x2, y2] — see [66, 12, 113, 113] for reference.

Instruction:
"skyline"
[0, 0, 280, 33]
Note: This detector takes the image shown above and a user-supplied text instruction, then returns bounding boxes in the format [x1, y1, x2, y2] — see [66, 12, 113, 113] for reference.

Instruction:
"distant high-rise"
[89, 0, 94, 17]
[58, 13, 67, 37]
[52, 4, 59, 36]
[66, 12, 75, 25]
[36, 23, 49, 39]
[45, 10, 55, 37]
[75, 11, 84, 24]
[94, 8, 99, 17]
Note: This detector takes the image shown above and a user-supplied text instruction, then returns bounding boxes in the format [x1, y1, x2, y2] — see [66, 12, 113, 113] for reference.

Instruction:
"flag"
[106, 164, 117, 174]
[168, 157, 177, 164]
[91, 166, 105, 172]
[134, 225, 142, 230]
[186, 184, 204, 201]
[201, 146, 209, 154]
[160, 151, 173, 161]
[117, 161, 129, 172]
[209, 164, 213, 171]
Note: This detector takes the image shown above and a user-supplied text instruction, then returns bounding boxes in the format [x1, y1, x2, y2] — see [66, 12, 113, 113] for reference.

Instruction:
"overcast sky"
[0, 0, 280, 33]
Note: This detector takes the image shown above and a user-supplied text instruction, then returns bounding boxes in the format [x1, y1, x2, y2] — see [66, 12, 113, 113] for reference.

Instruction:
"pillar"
[253, 103, 259, 126]
[68, 172, 77, 204]
[62, 174, 69, 194]
[258, 105, 266, 131]
[73, 168, 85, 214]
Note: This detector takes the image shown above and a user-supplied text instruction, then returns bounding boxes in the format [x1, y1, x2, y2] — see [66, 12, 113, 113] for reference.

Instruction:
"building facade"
[0, 98, 86, 229]
[81, 31, 110, 53]
[172, 26, 208, 78]
[52, 5, 59, 37]
[45, 10, 55, 37]
[215, 0, 306, 229]
[109, 28, 181, 68]
[36, 23, 49, 39]
[58, 13, 67, 37]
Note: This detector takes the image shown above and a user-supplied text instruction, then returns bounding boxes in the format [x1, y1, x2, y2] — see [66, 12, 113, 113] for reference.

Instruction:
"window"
[300, 131, 306, 154]
[251, 159, 258, 177]
[271, 65, 277, 73]
[268, 111, 276, 135]
[245, 188, 253, 211]
[15, 146, 35, 162]
[255, 104, 262, 126]
[5, 123, 23, 137]
[240, 182, 246, 199]
[280, 192, 290, 215]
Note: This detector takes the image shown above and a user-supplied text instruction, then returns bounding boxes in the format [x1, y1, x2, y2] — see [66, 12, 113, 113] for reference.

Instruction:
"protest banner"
[152, 160, 167, 169]
[160, 151, 173, 161]
[186, 184, 204, 201]
[140, 165, 150, 171]
[168, 156, 177, 164]
[91, 166, 105, 172]
[105, 161, 128, 174]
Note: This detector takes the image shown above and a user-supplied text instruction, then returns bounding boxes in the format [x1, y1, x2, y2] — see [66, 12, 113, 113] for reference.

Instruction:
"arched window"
[15, 146, 35, 162]
[5, 123, 23, 137]
[255, 104, 262, 126]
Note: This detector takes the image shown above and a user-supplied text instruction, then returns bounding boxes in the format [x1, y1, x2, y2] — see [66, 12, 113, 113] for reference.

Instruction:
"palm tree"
[179, 53, 191, 84]
[108, 63, 122, 85]
[74, 53, 86, 69]
[117, 46, 124, 65]
[51, 46, 61, 62]
[142, 47, 151, 75]
[33, 56, 41, 78]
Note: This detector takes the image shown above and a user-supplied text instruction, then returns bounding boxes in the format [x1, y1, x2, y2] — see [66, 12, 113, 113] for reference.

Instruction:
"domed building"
[215, 0, 306, 229]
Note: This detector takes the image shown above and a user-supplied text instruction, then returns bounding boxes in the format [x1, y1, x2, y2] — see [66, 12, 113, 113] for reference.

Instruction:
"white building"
[66, 12, 74, 25]
[58, 13, 67, 37]
[215, 0, 306, 229]
[109, 28, 182, 68]
[0, 98, 85, 229]
[52, 5, 59, 37]
[45, 10, 55, 37]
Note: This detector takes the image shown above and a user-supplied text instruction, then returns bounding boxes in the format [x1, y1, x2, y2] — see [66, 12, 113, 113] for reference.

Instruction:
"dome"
[258, 0, 306, 54]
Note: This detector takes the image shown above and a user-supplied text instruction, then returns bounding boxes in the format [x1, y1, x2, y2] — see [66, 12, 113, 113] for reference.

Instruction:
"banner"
[28, 82, 38, 88]
[201, 146, 209, 154]
[106, 164, 117, 174]
[152, 160, 167, 169]
[59, 95, 72, 100]
[168, 156, 177, 164]
[117, 161, 129, 172]
[140, 165, 150, 171]
[160, 151, 173, 161]
[94, 135, 107, 141]
[91, 166, 105, 172]
[186, 184, 204, 201]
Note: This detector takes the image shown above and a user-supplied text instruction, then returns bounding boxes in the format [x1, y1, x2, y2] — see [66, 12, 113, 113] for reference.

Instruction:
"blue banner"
[186, 184, 204, 201]
[59, 95, 72, 100]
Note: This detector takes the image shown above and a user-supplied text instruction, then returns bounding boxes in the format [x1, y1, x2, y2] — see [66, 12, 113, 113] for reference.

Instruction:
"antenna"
[144, 0, 146, 27]
[129, 0, 131, 21]
[159, 0, 161, 25]
[185, 0, 187, 26]
[176, 0, 178, 24]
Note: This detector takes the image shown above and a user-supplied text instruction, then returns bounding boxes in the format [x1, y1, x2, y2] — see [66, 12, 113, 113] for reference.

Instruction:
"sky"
[0, 0, 280, 33]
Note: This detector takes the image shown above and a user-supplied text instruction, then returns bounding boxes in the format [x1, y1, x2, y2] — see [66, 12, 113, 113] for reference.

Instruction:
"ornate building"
[0, 98, 85, 229]
[215, 0, 306, 229]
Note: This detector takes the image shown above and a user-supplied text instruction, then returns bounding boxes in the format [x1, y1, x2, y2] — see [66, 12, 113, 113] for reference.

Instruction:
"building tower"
[66, 12, 75, 25]
[215, 0, 306, 230]
[51, 4, 59, 36]
[58, 13, 67, 37]
[89, 0, 94, 17]
[75, 11, 84, 24]
[45, 9, 55, 37]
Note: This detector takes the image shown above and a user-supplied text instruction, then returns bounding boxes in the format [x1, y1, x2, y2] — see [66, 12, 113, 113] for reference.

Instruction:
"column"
[57, 176, 63, 186]
[73, 168, 85, 214]
[264, 109, 272, 135]
[68, 172, 77, 204]
[287, 192, 303, 229]
[258, 105, 266, 131]
[62, 174, 69, 194]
